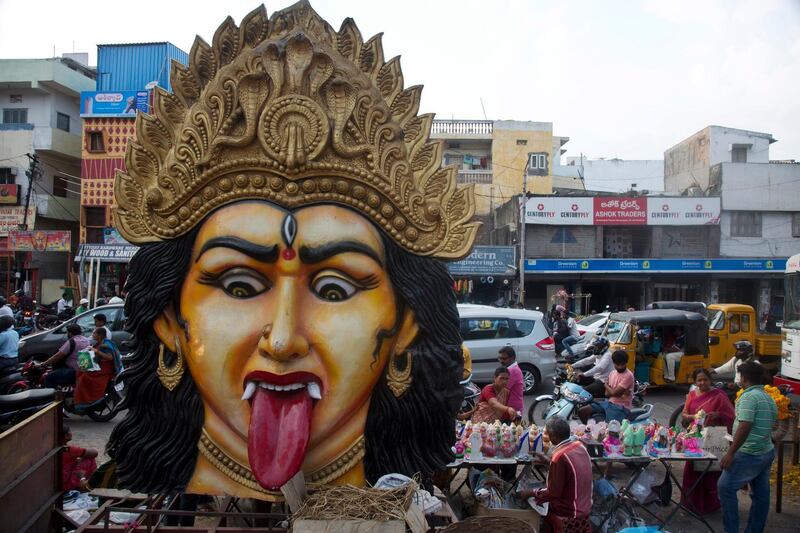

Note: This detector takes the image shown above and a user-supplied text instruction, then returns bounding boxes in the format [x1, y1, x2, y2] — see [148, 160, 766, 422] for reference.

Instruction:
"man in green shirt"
[718, 361, 778, 533]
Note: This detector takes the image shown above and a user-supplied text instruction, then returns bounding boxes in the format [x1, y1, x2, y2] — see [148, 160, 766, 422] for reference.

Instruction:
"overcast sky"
[2, 0, 799, 162]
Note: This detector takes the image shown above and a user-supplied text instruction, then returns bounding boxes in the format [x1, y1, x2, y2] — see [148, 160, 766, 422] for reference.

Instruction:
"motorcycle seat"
[627, 407, 650, 420]
[0, 389, 56, 413]
[0, 364, 22, 378]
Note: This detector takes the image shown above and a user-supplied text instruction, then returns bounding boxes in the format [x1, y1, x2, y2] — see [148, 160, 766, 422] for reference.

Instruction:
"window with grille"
[792, 213, 800, 238]
[84, 206, 106, 228]
[730, 211, 762, 237]
[731, 146, 747, 163]
[57, 112, 70, 132]
[0, 168, 14, 185]
[3, 108, 28, 123]
[527, 152, 548, 176]
[87, 131, 104, 152]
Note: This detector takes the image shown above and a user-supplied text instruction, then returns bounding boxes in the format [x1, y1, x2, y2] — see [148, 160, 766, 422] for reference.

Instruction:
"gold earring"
[386, 350, 413, 398]
[157, 336, 184, 391]
[261, 324, 272, 339]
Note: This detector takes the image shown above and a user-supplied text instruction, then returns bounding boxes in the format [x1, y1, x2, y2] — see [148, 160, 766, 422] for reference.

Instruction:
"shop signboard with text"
[75, 243, 139, 263]
[525, 196, 720, 226]
[525, 257, 786, 273]
[525, 197, 593, 225]
[0, 206, 36, 236]
[448, 246, 516, 276]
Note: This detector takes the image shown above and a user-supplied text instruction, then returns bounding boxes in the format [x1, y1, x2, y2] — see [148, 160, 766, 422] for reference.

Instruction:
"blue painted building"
[96, 42, 188, 92]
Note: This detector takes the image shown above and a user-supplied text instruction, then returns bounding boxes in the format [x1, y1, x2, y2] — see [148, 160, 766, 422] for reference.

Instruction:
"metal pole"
[519, 160, 529, 306]
[86, 258, 94, 307]
[94, 259, 101, 306]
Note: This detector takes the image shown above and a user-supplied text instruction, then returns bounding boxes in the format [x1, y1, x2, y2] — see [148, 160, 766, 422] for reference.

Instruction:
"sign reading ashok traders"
[525, 197, 720, 226]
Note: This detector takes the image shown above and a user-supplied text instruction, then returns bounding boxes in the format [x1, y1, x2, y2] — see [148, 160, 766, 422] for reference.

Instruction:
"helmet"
[0, 296, 6, 307]
[589, 336, 610, 354]
[555, 305, 566, 313]
[0, 315, 13, 331]
[79, 298, 89, 305]
[734, 340, 754, 359]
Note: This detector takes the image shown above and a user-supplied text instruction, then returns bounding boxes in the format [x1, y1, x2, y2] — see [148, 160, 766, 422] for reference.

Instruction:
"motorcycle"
[9, 360, 125, 422]
[458, 375, 482, 419]
[34, 302, 75, 331]
[528, 365, 652, 425]
[0, 362, 26, 394]
[0, 388, 56, 431]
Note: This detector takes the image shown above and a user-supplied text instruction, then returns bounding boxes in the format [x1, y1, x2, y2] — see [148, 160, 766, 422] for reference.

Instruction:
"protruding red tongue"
[248, 386, 313, 490]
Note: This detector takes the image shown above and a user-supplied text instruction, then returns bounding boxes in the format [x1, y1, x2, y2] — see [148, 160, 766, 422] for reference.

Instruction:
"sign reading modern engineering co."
[525, 258, 786, 274]
[525, 197, 721, 225]
[448, 246, 516, 276]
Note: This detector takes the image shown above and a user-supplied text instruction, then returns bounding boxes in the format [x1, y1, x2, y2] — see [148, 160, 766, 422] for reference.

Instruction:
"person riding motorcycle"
[711, 340, 765, 389]
[570, 336, 612, 398]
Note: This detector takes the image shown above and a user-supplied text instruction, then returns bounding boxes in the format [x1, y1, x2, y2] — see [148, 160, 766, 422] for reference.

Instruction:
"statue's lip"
[244, 370, 321, 387]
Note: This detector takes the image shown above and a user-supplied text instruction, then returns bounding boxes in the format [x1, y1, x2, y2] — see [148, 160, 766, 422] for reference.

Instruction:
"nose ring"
[261, 324, 273, 339]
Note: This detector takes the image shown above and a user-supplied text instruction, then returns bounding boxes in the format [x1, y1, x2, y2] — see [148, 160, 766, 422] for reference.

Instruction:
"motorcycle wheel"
[527, 398, 555, 425]
[668, 402, 684, 429]
[87, 391, 120, 422]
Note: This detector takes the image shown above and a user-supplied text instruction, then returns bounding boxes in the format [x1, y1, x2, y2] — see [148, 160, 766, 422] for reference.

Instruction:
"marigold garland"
[735, 385, 790, 420]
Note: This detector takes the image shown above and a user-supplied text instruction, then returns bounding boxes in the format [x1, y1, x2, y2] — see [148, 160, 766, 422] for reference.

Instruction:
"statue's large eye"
[311, 275, 358, 302]
[218, 269, 270, 299]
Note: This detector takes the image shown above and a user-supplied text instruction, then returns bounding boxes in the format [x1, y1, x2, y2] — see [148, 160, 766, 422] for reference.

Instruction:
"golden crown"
[113, 2, 479, 259]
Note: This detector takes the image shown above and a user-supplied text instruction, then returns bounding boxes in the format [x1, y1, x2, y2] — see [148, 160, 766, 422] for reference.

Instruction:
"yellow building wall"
[472, 128, 554, 215]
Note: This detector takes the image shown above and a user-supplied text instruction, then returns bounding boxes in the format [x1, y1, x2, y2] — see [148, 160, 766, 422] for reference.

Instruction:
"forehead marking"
[282, 212, 297, 248]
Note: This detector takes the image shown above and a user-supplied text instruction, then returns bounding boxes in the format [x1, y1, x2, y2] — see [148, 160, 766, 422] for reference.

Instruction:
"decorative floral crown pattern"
[113, 1, 479, 259]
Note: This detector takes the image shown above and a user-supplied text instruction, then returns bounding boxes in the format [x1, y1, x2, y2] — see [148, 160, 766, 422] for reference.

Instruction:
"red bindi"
[282, 248, 296, 260]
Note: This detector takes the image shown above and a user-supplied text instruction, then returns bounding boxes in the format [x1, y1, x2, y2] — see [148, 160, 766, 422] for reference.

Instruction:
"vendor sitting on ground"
[663, 326, 685, 382]
[520, 416, 592, 533]
[467, 366, 517, 423]
[62, 424, 98, 491]
[578, 350, 634, 424]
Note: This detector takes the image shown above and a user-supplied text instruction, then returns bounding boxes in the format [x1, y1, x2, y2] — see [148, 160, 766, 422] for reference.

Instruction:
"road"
[68, 385, 689, 463]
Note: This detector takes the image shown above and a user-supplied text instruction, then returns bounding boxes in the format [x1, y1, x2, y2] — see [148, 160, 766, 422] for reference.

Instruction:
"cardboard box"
[475, 502, 541, 530]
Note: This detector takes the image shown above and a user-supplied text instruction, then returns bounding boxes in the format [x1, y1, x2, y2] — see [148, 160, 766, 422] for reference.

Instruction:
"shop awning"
[75, 243, 139, 263]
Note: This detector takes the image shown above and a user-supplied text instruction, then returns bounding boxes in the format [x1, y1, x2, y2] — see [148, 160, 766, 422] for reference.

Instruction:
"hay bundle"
[293, 484, 415, 522]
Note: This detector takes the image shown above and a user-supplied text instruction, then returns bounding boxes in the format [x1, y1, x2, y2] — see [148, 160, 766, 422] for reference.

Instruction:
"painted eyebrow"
[196, 237, 279, 263]
[299, 241, 383, 266]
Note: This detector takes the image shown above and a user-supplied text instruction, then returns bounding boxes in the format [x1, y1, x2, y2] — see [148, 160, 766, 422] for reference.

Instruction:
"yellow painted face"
[157, 201, 414, 489]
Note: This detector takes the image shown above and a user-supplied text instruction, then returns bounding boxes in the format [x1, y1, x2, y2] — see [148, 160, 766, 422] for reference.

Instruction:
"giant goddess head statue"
[108, 2, 479, 499]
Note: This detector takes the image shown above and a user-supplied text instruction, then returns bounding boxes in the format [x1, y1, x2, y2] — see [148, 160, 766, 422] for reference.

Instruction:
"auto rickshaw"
[602, 309, 718, 387]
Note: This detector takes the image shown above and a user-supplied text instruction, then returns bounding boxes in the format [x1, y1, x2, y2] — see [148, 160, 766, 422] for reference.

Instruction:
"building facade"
[0, 57, 96, 300]
[564, 156, 664, 193]
[79, 42, 187, 301]
[664, 126, 799, 329]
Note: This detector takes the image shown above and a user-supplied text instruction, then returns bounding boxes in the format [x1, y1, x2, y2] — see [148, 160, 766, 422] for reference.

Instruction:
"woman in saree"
[679, 367, 735, 514]
[469, 367, 516, 423]
[74, 328, 117, 411]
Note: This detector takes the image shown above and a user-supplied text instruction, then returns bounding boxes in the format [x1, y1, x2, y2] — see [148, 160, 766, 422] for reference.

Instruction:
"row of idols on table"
[454, 413, 713, 461]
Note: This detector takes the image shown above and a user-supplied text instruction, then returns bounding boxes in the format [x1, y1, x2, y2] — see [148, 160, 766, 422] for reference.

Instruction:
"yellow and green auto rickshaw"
[601, 309, 716, 387]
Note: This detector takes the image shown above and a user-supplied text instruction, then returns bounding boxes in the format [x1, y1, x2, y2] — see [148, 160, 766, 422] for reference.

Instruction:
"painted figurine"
[604, 420, 624, 456]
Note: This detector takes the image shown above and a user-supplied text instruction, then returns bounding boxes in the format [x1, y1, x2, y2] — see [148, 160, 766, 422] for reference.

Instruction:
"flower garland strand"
[735, 385, 790, 420]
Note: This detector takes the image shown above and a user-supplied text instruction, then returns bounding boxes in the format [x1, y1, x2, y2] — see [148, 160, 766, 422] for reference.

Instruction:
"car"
[567, 312, 612, 352]
[458, 304, 556, 395]
[17, 304, 130, 363]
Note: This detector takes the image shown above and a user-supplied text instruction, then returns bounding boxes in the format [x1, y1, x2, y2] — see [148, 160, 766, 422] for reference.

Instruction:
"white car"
[459, 304, 557, 395]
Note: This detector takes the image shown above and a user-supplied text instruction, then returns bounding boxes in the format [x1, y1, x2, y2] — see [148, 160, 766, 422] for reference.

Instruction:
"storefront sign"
[0, 206, 36, 236]
[525, 197, 593, 225]
[103, 227, 129, 245]
[75, 243, 138, 263]
[448, 246, 516, 276]
[0, 184, 19, 204]
[525, 257, 786, 273]
[80, 91, 149, 117]
[647, 197, 720, 225]
[525, 197, 721, 226]
[8, 230, 71, 252]
[593, 197, 647, 225]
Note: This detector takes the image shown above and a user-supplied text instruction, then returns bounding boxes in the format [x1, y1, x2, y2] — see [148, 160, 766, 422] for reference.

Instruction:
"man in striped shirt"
[521, 416, 592, 532]
[718, 361, 778, 533]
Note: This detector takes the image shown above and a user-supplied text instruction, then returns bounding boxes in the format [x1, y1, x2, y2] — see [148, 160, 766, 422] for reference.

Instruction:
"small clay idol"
[453, 441, 465, 460]
[604, 420, 624, 456]
[481, 431, 497, 458]
[623, 423, 635, 456]
[632, 425, 646, 456]
[648, 426, 671, 456]
[500, 425, 516, 458]
[528, 424, 542, 454]
[468, 431, 483, 460]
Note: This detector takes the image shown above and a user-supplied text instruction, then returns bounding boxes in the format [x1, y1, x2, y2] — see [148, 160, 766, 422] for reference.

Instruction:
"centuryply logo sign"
[525, 198, 592, 225]
[648, 197, 720, 225]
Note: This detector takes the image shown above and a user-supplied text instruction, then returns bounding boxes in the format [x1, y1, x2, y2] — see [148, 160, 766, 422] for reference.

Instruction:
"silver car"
[459, 304, 557, 395]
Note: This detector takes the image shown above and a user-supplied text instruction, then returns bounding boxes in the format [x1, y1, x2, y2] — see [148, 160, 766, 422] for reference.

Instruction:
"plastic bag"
[77, 349, 99, 372]
[630, 465, 660, 504]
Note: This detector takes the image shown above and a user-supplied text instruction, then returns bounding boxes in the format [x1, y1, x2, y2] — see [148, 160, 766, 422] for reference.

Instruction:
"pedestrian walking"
[717, 361, 778, 533]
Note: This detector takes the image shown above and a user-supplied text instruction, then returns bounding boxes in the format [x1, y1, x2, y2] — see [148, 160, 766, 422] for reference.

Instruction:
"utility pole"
[23, 153, 40, 231]
[519, 155, 531, 306]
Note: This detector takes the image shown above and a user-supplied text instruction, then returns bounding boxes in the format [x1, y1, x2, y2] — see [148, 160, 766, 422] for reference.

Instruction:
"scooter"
[528, 365, 652, 425]
[458, 375, 481, 419]
[0, 388, 56, 431]
[9, 360, 125, 422]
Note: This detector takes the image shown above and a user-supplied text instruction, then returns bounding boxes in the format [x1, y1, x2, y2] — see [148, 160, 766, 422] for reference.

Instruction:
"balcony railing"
[432, 119, 493, 136]
[457, 170, 493, 185]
